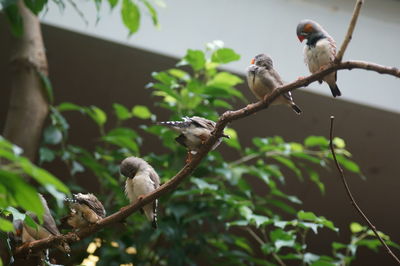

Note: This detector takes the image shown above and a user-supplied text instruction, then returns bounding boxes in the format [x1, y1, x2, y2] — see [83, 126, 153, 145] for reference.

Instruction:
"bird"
[246, 53, 302, 114]
[120, 156, 160, 229]
[16, 194, 71, 253]
[296, 19, 341, 97]
[157, 116, 230, 162]
[62, 193, 106, 231]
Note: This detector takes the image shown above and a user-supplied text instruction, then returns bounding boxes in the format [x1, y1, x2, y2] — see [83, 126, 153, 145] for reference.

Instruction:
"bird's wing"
[75, 194, 106, 218]
[149, 169, 161, 188]
[38, 194, 61, 236]
[190, 116, 216, 131]
[261, 69, 294, 103]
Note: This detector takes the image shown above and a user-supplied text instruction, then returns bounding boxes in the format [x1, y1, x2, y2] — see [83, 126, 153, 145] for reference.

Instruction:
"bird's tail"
[329, 83, 342, 97]
[290, 103, 302, 115]
[156, 120, 191, 129]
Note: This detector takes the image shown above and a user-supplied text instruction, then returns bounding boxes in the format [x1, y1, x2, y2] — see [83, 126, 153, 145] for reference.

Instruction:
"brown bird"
[120, 157, 160, 229]
[62, 193, 106, 230]
[246, 53, 302, 114]
[297, 19, 341, 97]
[157, 116, 230, 162]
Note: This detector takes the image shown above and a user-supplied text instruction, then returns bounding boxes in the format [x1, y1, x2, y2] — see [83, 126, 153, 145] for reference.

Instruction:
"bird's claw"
[297, 76, 305, 80]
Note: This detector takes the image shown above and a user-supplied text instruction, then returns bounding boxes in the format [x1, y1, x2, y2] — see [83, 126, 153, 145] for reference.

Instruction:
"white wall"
[41, 0, 400, 113]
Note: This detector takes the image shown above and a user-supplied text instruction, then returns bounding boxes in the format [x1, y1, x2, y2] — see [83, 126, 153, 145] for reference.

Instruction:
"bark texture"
[3, 0, 49, 162]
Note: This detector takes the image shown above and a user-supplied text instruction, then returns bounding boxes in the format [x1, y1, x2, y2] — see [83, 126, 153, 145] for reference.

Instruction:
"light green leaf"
[43, 126, 63, 145]
[140, 0, 159, 27]
[350, 222, 364, 233]
[132, 105, 152, 119]
[304, 136, 329, 147]
[191, 178, 218, 191]
[0, 218, 14, 232]
[108, 0, 118, 8]
[121, 0, 141, 35]
[207, 72, 243, 89]
[113, 103, 133, 120]
[211, 48, 240, 64]
[37, 71, 54, 104]
[297, 210, 318, 221]
[181, 49, 206, 71]
[333, 137, 345, 149]
[57, 102, 84, 112]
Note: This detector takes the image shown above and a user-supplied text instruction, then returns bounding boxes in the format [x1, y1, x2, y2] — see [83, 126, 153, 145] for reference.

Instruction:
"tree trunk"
[3, 0, 49, 162]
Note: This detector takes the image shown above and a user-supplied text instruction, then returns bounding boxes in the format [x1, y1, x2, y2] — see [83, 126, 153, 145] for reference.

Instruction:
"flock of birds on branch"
[11, 19, 342, 257]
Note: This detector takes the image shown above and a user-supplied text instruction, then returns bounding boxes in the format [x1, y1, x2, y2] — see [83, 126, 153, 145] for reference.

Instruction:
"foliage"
[0, 0, 163, 37]
[9, 41, 393, 265]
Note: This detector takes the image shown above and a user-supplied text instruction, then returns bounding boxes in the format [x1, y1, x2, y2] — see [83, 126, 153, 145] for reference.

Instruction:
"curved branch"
[329, 116, 400, 264]
[335, 0, 364, 63]
[13, 59, 400, 256]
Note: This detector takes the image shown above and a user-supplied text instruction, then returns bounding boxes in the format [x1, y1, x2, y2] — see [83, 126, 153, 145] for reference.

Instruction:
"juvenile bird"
[18, 194, 71, 253]
[62, 193, 106, 230]
[246, 54, 302, 115]
[157, 116, 230, 162]
[120, 157, 160, 229]
[297, 19, 341, 97]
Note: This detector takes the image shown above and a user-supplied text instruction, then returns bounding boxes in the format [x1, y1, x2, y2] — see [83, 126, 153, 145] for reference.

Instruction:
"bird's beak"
[297, 35, 305, 42]
[250, 58, 255, 64]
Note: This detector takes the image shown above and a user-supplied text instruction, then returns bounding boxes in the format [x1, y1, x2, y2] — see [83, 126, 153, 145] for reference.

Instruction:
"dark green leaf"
[43, 126, 63, 145]
[121, 0, 141, 35]
[108, 0, 118, 8]
[39, 146, 55, 163]
[4, 4, 23, 37]
[37, 71, 54, 104]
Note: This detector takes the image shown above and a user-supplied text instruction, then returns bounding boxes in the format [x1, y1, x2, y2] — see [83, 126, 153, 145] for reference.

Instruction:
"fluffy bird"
[246, 54, 302, 114]
[157, 116, 230, 162]
[120, 157, 160, 229]
[16, 194, 70, 253]
[62, 193, 106, 230]
[297, 19, 341, 97]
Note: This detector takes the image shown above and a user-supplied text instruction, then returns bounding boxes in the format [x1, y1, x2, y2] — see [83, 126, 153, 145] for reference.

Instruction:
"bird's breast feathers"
[304, 38, 334, 73]
[125, 172, 156, 202]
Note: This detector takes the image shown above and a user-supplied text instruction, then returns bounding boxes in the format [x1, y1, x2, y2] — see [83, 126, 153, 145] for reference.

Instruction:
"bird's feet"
[185, 152, 193, 164]
[137, 195, 146, 201]
[319, 65, 327, 71]
[297, 76, 305, 80]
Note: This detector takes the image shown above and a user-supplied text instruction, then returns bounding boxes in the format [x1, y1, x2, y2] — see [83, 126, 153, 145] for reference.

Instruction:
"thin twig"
[335, 0, 364, 63]
[244, 228, 286, 266]
[13, 58, 400, 256]
[329, 116, 400, 264]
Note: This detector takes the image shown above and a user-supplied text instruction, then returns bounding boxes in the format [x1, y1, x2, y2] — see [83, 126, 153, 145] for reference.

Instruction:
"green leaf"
[102, 135, 139, 152]
[132, 105, 152, 119]
[57, 102, 85, 112]
[274, 156, 302, 179]
[0, 218, 14, 232]
[87, 106, 107, 126]
[191, 178, 218, 191]
[181, 49, 206, 71]
[304, 136, 329, 147]
[207, 72, 243, 89]
[113, 103, 133, 120]
[350, 222, 364, 233]
[43, 126, 63, 145]
[223, 128, 241, 150]
[37, 71, 54, 104]
[333, 137, 345, 148]
[211, 48, 240, 64]
[140, 0, 159, 27]
[121, 0, 141, 35]
[297, 210, 318, 221]
[0, 170, 44, 217]
[24, 0, 47, 14]
[4, 4, 23, 37]
[332, 242, 347, 251]
[335, 155, 360, 173]
[108, 0, 118, 8]
[39, 147, 55, 163]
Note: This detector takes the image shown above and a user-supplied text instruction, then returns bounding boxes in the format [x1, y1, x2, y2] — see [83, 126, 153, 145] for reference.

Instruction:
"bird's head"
[120, 157, 147, 178]
[252, 54, 273, 69]
[296, 19, 322, 42]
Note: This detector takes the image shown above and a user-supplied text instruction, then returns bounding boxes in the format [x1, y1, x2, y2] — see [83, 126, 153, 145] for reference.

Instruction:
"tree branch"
[329, 116, 400, 264]
[13, 58, 400, 256]
[335, 0, 364, 63]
